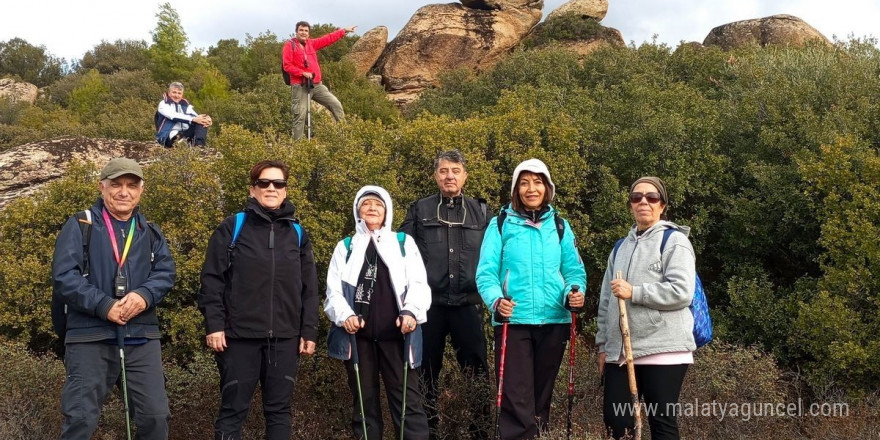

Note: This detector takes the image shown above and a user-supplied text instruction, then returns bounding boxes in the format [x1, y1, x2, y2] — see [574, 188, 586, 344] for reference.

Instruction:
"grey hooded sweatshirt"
[595, 220, 697, 361]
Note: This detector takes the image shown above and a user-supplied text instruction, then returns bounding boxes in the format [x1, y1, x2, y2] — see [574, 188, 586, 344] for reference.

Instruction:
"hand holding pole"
[616, 271, 641, 439]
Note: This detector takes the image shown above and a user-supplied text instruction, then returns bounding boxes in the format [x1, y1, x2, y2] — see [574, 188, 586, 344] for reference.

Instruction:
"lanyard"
[102, 209, 136, 272]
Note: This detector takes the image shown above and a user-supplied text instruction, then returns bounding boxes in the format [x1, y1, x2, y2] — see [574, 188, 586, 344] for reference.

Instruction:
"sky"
[1, 0, 877, 62]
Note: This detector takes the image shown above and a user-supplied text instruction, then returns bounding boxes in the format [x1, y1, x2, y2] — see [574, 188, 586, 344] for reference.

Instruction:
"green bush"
[523, 13, 622, 49]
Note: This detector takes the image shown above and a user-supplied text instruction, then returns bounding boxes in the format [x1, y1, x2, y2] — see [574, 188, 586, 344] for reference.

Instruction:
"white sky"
[1, 1, 877, 62]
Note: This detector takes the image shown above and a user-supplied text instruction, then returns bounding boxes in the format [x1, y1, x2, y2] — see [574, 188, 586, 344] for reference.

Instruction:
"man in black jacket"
[52, 158, 176, 440]
[198, 160, 320, 440]
[400, 150, 492, 439]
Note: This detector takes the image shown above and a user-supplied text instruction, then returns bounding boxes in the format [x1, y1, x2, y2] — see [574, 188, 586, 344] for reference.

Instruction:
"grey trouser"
[291, 82, 345, 140]
[60, 339, 169, 440]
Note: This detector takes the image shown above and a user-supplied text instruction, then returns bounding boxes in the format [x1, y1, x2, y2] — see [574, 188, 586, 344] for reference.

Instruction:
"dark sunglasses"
[629, 192, 663, 204]
[253, 179, 288, 189]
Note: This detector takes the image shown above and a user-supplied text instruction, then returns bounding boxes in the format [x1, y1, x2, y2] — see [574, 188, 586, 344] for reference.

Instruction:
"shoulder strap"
[344, 233, 406, 263]
[344, 236, 353, 262]
[479, 199, 488, 223]
[145, 221, 159, 263]
[230, 212, 246, 248]
[612, 238, 625, 263]
[75, 210, 93, 276]
[660, 228, 675, 254]
[396, 231, 406, 257]
[554, 212, 565, 242]
[290, 220, 303, 247]
[496, 209, 508, 236]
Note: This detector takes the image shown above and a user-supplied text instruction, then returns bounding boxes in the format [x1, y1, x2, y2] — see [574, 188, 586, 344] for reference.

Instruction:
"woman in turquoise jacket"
[476, 158, 587, 440]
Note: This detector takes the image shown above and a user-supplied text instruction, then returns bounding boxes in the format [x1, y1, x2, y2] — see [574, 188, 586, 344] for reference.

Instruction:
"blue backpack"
[613, 228, 713, 347]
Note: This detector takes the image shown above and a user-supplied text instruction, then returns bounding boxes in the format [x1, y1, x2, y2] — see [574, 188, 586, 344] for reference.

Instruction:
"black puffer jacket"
[198, 198, 319, 341]
[400, 194, 491, 306]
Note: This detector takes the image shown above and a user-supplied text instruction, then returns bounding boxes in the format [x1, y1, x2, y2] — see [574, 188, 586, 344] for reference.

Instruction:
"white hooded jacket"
[323, 186, 432, 364]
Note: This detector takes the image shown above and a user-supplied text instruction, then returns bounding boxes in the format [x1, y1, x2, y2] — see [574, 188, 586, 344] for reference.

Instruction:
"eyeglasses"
[253, 179, 288, 189]
[436, 197, 467, 227]
[629, 192, 662, 204]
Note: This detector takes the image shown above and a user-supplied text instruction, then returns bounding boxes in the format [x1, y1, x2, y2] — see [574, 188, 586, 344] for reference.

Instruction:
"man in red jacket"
[282, 21, 356, 140]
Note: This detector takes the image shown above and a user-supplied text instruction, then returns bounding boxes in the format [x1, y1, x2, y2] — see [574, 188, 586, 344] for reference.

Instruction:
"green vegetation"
[0, 3, 879, 437]
[522, 12, 622, 49]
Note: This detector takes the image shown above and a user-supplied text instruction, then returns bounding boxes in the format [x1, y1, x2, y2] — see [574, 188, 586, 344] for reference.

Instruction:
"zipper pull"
[269, 225, 275, 249]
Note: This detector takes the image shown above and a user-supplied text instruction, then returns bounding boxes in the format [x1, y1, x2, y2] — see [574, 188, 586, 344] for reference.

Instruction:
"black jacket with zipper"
[198, 198, 319, 341]
[400, 193, 491, 306]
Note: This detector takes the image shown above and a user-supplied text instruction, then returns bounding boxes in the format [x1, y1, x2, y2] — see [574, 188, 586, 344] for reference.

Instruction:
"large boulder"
[546, 0, 608, 22]
[376, 1, 542, 104]
[0, 78, 39, 105]
[0, 137, 158, 209]
[703, 14, 830, 50]
[343, 26, 388, 76]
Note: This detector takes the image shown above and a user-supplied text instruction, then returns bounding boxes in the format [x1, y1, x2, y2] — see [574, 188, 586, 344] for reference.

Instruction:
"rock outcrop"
[0, 78, 39, 105]
[343, 26, 389, 77]
[553, 27, 625, 56]
[375, 0, 542, 104]
[0, 137, 158, 209]
[703, 14, 830, 50]
[546, 0, 608, 21]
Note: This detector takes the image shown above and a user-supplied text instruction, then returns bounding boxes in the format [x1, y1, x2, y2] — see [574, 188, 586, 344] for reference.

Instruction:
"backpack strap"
[396, 231, 407, 257]
[226, 212, 247, 269]
[660, 228, 675, 254]
[145, 221, 159, 264]
[612, 238, 625, 263]
[230, 212, 246, 247]
[496, 207, 565, 242]
[291, 221, 303, 247]
[479, 198, 488, 224]
[554, 212, 565, 242]
[344, 232, 406, 263]
[495, 208, 508, 236]
[74, 210, 93, 276]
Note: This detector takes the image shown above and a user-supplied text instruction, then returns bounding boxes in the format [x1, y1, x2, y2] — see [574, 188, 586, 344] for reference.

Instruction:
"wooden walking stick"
[616, 270, 642, 439]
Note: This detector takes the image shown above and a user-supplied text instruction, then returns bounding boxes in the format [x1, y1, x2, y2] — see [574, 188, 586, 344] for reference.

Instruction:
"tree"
[0, 37, 64, 87]
[79, 39, 151, 74]
[242, 31, 282, 85]
[207, 39, 247, 90]
[149, 2, 192, 83]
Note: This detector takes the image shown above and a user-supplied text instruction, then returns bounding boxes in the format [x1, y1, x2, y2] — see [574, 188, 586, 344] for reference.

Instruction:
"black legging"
[603, 363, 689, 440]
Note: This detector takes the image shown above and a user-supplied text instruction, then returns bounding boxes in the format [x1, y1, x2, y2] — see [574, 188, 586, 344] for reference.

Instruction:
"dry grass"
[1, 339, 877, 440]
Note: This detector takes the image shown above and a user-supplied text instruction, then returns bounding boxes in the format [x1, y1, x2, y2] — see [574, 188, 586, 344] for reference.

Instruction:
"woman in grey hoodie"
[595, 177, 696, 440]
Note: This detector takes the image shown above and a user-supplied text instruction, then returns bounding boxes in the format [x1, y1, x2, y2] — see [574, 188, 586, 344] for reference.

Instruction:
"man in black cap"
[52, 157, 176, 440]
[400, 150, 492, 439]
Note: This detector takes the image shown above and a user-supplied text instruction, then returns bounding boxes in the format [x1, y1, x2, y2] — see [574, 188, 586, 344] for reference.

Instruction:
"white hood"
[352, 185, 394, 236]
[509, 158, 555, 202]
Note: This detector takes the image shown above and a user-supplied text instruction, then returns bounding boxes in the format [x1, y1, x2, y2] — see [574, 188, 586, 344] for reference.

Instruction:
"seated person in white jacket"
[155, 82, 212, 147]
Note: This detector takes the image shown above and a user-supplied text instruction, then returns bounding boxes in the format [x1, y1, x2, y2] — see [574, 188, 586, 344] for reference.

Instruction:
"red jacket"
[282, 29, 346, 85]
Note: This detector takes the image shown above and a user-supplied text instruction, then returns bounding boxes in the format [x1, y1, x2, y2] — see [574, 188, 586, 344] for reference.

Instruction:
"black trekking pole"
[304, 77, 313, 141]
[566, 285, 581, 440]
[399, 331, 411, 440]
[351, 318, 369, 440]
[494, 271, 511, 440]
[116, 325, 133, 440]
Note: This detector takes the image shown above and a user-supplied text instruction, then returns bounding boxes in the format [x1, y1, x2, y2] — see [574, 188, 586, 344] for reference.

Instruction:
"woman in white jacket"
[324, 185, 431, 440]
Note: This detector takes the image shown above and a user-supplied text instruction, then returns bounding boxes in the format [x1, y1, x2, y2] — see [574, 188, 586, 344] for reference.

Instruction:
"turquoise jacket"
[476, 205, 587, 326]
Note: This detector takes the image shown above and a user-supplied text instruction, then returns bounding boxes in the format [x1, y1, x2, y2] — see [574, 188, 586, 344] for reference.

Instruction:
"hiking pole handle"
[569, 284, 581, 313]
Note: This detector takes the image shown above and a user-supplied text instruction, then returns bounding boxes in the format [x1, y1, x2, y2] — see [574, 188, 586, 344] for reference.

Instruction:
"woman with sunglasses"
[596, 176, 696, 440]
[476, 158, 587, 440]
[198, 160, 320, 440]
